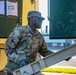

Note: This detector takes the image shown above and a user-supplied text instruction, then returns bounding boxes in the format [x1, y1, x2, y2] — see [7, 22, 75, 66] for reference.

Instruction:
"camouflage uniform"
[4, 11, 53, 74]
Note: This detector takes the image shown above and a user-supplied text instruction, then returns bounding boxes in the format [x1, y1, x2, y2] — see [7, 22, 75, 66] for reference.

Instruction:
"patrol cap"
[27, 11, 45, 20]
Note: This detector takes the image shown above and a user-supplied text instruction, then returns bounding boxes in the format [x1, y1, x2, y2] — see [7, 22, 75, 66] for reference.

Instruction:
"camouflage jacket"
[4, 25, 52, 73]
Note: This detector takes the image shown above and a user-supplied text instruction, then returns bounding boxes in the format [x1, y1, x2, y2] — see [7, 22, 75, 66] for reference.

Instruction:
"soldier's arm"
[4, 28, 23, 64]
[38, 37, 53, 57]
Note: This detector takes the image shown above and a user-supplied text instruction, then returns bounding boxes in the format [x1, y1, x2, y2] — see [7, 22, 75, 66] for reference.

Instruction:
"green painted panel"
[0, 0, 22, 38]
[49, 0, 76, 39]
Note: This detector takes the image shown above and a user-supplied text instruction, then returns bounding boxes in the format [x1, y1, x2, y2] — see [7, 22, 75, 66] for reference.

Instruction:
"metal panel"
[13, 44, 76, 75]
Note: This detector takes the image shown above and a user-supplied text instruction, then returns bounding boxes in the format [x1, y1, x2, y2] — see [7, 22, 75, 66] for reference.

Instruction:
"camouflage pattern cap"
[27, 11, 45, 20]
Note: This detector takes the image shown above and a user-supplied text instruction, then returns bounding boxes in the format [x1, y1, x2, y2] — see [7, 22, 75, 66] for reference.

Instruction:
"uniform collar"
[27, 25, 38, 36]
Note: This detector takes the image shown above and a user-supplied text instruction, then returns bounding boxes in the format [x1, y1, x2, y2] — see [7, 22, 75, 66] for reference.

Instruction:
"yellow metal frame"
[22, 0, 39, 25]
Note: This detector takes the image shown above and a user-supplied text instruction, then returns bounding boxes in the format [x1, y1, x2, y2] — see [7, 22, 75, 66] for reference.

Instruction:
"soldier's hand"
[19, 60, 27, 68]
[65, 57, 71, 61]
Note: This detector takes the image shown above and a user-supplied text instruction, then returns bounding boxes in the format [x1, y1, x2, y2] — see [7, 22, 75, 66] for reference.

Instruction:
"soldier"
[4, 11, 53, 75]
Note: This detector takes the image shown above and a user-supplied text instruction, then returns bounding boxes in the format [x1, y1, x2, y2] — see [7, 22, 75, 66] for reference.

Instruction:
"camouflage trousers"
[7, 72, 13, 75]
